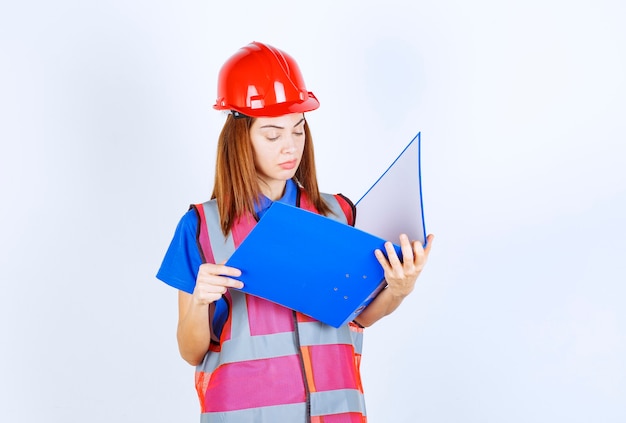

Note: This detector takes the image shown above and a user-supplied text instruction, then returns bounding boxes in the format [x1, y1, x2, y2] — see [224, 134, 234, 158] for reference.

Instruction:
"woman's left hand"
[374, 233, 434, 298]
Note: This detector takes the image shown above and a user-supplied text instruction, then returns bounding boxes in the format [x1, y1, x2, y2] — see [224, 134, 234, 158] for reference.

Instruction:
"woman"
[157, 41, 434, 423]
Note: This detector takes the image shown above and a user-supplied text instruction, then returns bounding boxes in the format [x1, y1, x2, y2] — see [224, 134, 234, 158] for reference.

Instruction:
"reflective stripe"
[229, 290, 250, 336]
[202, 200, 235, 264]
[320, 192, 348, 224]
[298, 321, 359, 347]
[199, 331, 301, 375]
[201, 403, 306, 423]
[349, 323, 364, 355]
[311, 389, 367, 416]
[217, 330, 299, 363]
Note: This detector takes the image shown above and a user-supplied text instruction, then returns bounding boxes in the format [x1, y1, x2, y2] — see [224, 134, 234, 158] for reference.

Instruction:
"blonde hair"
[211, 114, 331, 235]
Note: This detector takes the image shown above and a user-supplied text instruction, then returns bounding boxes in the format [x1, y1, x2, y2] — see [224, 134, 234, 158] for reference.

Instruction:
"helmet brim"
[214, 93, 319, 118]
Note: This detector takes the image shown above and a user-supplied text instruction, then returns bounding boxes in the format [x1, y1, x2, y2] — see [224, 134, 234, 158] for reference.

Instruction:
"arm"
[176, 262, 243, 365]
[354, 233, 434, 327]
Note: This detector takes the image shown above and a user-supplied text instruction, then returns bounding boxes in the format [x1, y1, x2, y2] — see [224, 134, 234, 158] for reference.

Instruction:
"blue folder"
[225, 132, 426, 327]
[226, 202, 396, 327]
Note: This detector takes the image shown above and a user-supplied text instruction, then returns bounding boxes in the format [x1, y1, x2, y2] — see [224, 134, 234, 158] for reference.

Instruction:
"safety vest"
[191, 189, 367, 423]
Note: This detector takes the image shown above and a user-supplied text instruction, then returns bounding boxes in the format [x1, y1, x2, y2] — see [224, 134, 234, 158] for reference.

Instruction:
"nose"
[281, 134, 297, 154]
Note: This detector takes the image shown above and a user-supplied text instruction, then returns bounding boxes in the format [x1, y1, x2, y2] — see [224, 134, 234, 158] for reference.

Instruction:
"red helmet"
[213, 41, 319, 117]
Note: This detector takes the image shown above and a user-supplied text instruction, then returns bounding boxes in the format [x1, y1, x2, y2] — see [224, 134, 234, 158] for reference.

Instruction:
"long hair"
[211, 114, 332, 235]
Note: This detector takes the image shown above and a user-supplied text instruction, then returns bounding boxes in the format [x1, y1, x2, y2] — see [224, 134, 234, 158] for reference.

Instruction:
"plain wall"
[1, 1, 625, 422]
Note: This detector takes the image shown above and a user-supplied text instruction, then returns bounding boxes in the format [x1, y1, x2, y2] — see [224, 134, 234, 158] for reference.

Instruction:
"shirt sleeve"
[156, 206, 230, 339]
[156, 208, 202, 294]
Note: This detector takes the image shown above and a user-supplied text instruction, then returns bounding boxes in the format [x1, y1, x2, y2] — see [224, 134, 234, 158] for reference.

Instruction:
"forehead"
[252, 113, 305, 129]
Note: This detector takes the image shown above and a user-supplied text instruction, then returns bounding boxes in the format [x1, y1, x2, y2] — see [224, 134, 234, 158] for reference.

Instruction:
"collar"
[254, 179, 298, 219]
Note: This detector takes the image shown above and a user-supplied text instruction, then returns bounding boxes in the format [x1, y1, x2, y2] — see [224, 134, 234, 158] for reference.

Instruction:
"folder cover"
[226, 202, 394, 327]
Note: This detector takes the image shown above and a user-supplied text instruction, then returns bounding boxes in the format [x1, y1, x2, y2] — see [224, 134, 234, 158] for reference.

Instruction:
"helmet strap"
[231, 110, 250, 119]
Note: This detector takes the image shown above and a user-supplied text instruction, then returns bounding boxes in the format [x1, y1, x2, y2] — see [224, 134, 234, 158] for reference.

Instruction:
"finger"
[192, 281, 226, 305]
[195, 279, 244, 306]
[217, 264, 243, 278]
[398, 234, 415, 270]
[423, 234, 434, 257]
[221, 276, 244, 290]
[202, 274, 244, 290]
[193, 290, 225, 306]
[199, 262, 242, 278]
[196, 266, 244, 290]
[374, 248, 392, 272]
[414, 234, 434, 264]
[194, 278, 223, 293]
[384, 241, 402, 266]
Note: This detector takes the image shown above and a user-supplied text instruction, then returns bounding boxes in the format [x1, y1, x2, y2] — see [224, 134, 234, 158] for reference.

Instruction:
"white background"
[1, 1, 625, 422]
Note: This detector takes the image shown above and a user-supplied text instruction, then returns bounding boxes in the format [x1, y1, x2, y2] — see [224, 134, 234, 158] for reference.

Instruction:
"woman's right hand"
[178, 263, 243, 365]
[192, 262, 244, 306]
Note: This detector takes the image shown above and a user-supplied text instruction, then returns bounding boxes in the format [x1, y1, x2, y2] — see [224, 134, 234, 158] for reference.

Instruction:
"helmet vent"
[274, 82, 286, 103]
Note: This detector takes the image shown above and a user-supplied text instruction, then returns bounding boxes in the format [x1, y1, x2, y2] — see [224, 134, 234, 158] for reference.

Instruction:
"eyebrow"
[260, 117, 306, 130]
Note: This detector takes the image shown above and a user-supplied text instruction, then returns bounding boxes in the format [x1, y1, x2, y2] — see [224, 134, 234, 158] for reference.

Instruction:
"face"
[249, 113, 306, 199]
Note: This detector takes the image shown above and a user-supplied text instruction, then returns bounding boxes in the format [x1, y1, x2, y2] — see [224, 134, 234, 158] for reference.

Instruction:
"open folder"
[226, 132, 426, 328]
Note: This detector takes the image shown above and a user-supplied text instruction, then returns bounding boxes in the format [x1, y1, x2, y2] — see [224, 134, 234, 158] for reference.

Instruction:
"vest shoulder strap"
[189, 199, 235, 265]
[300, 190, 356, 227]
[326, 192, 357, 227]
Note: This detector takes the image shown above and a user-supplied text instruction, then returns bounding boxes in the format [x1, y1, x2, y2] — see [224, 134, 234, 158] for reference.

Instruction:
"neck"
[259, 180, 287, 201]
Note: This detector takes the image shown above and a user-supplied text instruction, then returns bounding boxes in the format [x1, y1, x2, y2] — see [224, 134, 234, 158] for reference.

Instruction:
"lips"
[279, 160, 297, 170]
